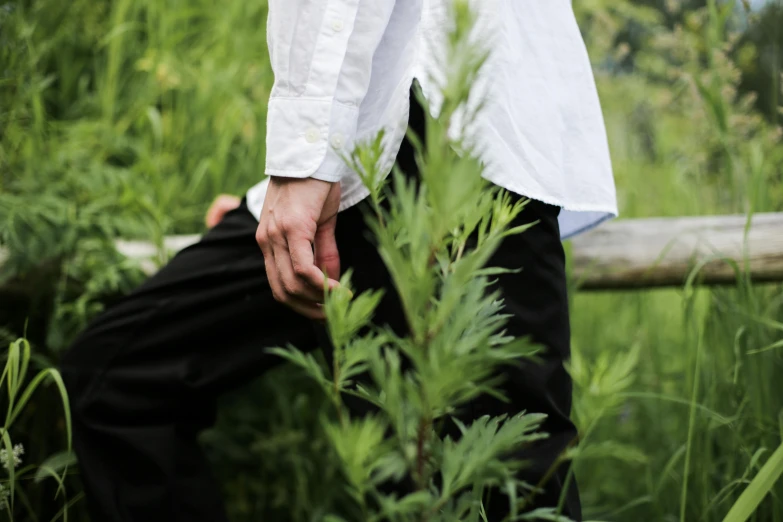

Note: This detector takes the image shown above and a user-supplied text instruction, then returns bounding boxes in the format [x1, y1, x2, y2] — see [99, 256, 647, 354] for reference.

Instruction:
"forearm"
[265, 0, 398, 183]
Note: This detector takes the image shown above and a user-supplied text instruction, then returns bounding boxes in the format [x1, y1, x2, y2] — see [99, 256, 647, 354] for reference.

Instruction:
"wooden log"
[3, 213, 783, 290]
[112, 212, 783, 290]
[569, 212, 783, 290]
[114, 236, 202, 276]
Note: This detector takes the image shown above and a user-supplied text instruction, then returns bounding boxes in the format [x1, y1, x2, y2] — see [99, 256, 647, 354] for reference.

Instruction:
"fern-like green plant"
[270, 2, 572, 521]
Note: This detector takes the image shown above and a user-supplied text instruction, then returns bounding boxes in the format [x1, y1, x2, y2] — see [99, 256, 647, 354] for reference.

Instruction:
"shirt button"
[332, 20, 344, 32]
[305, 127, 320, 144]
[330, 133, 345, 149]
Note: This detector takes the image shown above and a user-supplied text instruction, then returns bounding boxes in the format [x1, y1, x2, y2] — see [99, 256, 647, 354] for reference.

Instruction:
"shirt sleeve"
[264, 0, 398, 183]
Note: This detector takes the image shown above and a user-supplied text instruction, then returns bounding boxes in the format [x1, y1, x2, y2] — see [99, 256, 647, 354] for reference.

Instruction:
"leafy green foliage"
[0, 339, 75, 520]
[1, 0, 272, 348]
[570, 4, 783, 520]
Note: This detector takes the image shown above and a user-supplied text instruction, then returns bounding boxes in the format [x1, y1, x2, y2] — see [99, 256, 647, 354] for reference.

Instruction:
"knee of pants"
[61, 335, 211, 432]
[59, 320, 141, 423]
[59, 297, 170, 418]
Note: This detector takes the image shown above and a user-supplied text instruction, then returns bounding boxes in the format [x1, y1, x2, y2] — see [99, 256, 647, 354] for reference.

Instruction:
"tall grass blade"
[8, 368, 72, 449]
[722, 442, 783, 522]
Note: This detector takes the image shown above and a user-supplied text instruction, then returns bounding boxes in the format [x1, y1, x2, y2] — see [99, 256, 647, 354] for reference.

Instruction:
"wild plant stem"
[333, 354, 345, 427]
[415, 416, 431, 490]
[680, 329, 704, 522]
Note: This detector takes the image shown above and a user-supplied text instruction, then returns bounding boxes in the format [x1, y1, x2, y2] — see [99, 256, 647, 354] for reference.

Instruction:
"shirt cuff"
[265, 97, 359, 183]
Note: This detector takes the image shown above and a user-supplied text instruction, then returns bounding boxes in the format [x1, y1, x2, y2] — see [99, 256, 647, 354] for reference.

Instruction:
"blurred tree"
[574, 0, 781, 121]
[735, 2, 782, 122]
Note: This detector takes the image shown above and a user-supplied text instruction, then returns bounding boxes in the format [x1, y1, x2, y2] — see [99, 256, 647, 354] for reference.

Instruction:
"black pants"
[60, 94, 581, 521]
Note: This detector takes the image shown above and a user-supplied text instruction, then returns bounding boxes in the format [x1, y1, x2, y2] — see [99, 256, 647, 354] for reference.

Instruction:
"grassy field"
[1, 0, 783, 521]
[570, 5, 783, 519]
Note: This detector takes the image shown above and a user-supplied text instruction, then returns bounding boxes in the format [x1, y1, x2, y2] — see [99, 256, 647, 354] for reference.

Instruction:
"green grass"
[568, 20, 783, 516]
[1, 0, 782, 521]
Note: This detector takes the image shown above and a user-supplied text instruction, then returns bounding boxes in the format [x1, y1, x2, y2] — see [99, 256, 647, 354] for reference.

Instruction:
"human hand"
[205, 195, 242, 228]
[255, 177, 342, 320]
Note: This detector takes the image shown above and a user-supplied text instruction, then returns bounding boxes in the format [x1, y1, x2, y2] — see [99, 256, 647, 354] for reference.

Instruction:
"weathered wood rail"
[569, 212, 783, 290]
[3, 213, 783, 291]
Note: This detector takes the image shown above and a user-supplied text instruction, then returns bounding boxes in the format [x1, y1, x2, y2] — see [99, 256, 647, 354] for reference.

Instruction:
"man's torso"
[247, 0, 618, 239]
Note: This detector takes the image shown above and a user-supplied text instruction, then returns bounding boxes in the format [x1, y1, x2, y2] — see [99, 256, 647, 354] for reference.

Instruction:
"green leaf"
[518, 507, 576, 521]
[566, 440, 648, 466]
[324, 415, 390, 493]
[9, 367, 72, 450]
[34, 450, 78, 483]
[265, 346, 330, 390]
[376, 490, 434, 518]
[323, 517, 348, 522]
[722, 441, 783, 522]
[440, 414, 547, 497]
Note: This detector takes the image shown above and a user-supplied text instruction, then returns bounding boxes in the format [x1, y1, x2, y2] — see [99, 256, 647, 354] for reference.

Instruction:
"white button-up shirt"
[246, 0, 618, 239]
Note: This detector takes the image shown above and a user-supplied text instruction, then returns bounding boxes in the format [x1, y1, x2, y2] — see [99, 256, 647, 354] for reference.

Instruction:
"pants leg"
[61, 205, 322, 522]
[478, 200, 581, 521]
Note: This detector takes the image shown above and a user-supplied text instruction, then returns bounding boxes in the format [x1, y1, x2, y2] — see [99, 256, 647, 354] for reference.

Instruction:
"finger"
[261, 242, 325, 320]
[260, 242, 286, 303]
[285, 299, 326, 321]
[257, 218, 299, 302]
[273, 240, 325, 303]
[314, 215, 341, 284]
[288, 236, 336, 292]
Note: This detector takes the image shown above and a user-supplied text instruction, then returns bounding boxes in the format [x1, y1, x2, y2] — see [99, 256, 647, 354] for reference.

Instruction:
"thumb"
[314, 215, 341, 285]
